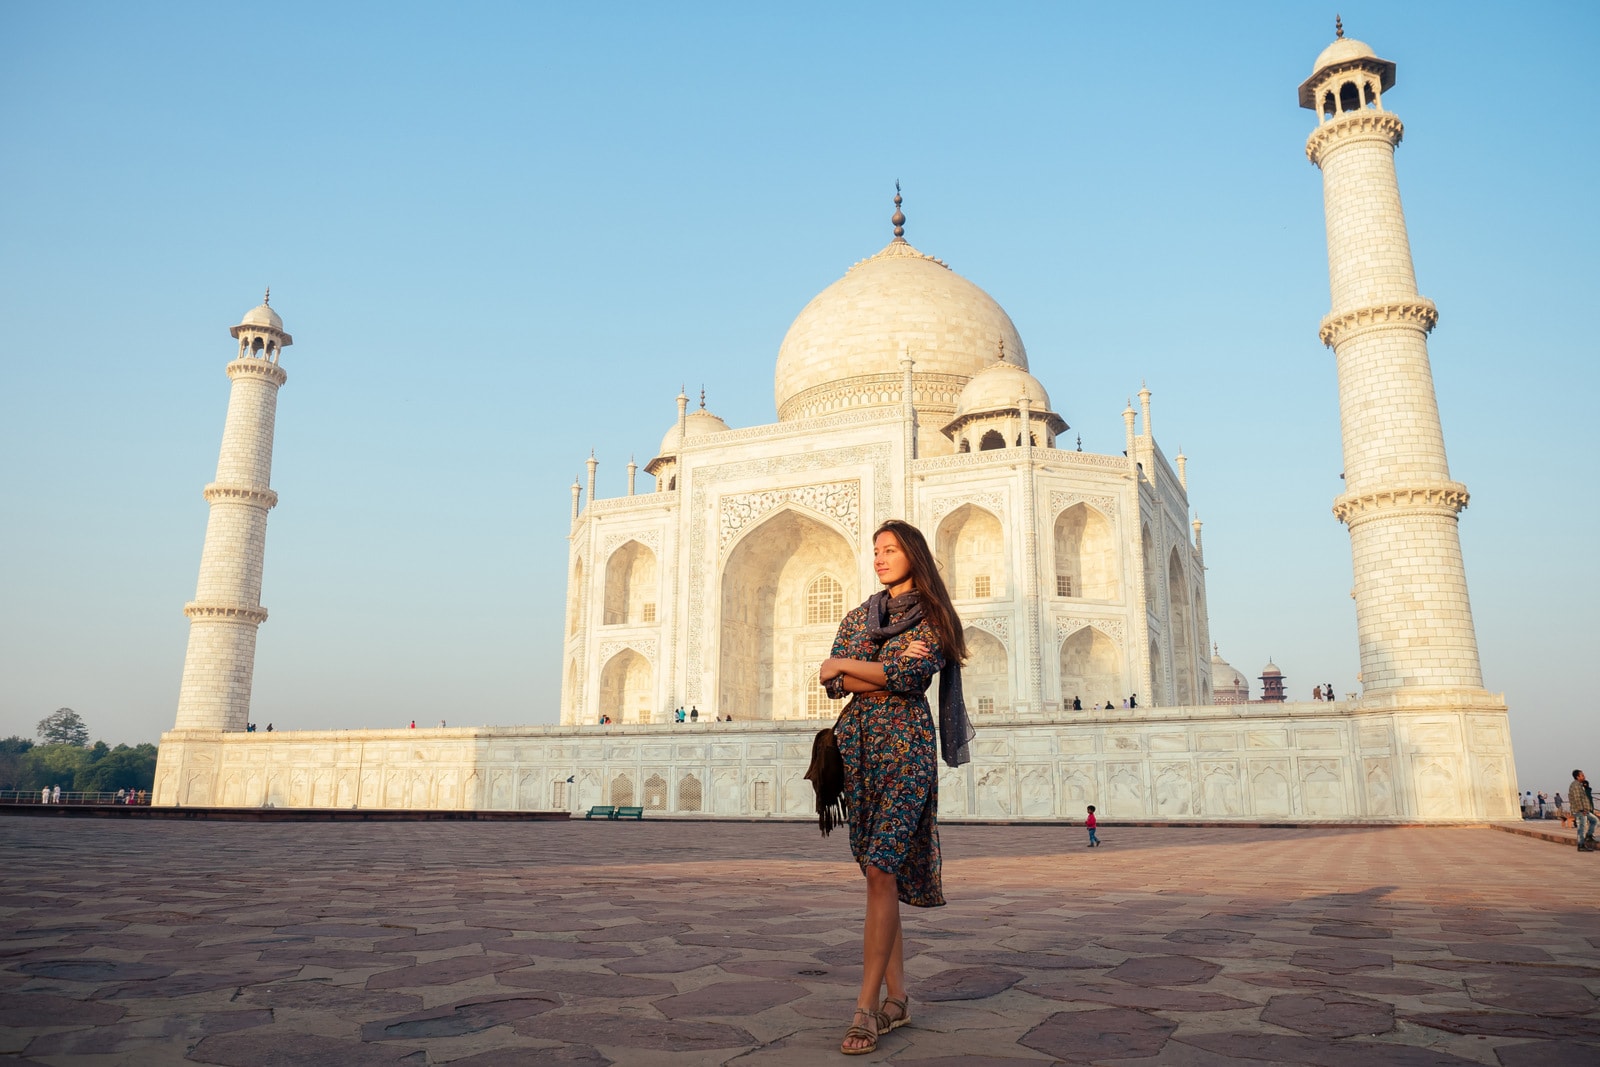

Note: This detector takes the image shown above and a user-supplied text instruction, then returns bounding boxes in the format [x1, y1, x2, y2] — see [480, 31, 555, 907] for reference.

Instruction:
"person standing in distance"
[1570, 770, 1597, 852]
[819, 519, 972, 1055]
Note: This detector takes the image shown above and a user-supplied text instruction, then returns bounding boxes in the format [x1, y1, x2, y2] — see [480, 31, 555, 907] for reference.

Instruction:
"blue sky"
[1, 2, 1594, 795]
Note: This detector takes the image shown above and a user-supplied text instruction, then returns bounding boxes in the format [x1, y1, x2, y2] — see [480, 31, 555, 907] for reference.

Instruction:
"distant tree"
[27, 744, 93, 791]
[0, 736, 35, 790]
[37, 708, 89, 747]
[76, 744, 158, 793]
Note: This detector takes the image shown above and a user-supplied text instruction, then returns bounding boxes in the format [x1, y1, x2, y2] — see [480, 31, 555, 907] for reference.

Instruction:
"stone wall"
[155, 697, 1517, 822]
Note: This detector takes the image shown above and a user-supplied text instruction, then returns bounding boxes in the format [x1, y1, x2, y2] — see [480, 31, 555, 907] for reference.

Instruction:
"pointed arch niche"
[964, 627, 1009, 717]
[1168, 547, 1195, 705]
[598, 648, 652, 723]
[1060, 626, 1123, 709]
[1054, 503, 1119, 601]
[569, 558, 584, 635]
[936, 504, 1006, 602]
[604, 540, 658, 625]
[719, 508, 856, 721]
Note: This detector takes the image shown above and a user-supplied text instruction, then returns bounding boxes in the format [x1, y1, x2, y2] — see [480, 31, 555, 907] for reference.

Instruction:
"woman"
[818, 519, 972, 1055]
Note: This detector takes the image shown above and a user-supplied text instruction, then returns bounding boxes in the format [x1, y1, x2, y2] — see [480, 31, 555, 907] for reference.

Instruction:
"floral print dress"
[824, 599, 946, 907]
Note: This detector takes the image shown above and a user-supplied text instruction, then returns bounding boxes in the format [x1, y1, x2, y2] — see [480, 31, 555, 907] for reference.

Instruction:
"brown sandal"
[841, 1006, 884, 1055]
[880, 995, 910, 1031]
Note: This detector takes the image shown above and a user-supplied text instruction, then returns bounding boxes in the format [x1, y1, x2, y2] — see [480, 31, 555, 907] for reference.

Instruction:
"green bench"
[613, 806, 644, 820]
[584, 805, 616, 819]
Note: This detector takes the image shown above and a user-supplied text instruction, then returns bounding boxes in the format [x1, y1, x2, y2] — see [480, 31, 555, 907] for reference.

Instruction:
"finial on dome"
[1076, 434, 1083, 452]
[263, 286, 270, 306]
[891, 180, 905, 240]
[997, 338, 1006, 363]
[699, 386, 707, 410]
[1335, 14, 1344, 38]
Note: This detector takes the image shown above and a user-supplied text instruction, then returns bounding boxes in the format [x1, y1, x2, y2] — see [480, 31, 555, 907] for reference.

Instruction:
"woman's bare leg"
[845, 866, 902, 1052]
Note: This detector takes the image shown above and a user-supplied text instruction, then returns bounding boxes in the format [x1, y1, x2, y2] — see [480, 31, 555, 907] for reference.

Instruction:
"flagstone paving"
[0, 820, 1594, 1065]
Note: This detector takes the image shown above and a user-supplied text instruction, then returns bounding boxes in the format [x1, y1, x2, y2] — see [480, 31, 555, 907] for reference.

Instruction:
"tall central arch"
[718, 509, 856, 720]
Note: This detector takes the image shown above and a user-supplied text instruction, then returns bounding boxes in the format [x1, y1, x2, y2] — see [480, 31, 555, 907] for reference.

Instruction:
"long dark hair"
[874, 519, 966, 663]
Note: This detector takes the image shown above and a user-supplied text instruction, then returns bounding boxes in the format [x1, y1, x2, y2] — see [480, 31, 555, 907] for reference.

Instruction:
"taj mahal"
[153, 28, 1519, 822]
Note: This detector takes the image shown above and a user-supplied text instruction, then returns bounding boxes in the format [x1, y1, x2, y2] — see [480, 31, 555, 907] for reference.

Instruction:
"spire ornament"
[1335, 14, 1344, 38]
[263, 286, 270, 306]
[891, 180, 905, 240]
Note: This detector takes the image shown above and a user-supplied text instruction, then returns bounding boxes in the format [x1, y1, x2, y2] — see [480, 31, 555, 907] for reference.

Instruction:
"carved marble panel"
[719, 481, 860, 555]
[598, 638, 656, 666]
[1105, 762, 1145, 818]
[603, 529, 662, 558]
[964, 614, 1011, 646]
[1049, 492, 1117, 522]
[1248, 759, 1292, 816]
[1153, 763, 1194, 817]
[1247, 729, 1289, 750]
[1295, 728, 1341, 751]
[1149, 733, 1188, 753]
[1413, 755, 1462, 819]
[1300, 758, 1346, 816]
[1199, 761, 1242, 816]
[1054, 615, 1126, 649]
[976, 767, 1012, 817]
[930, 490, 1005, 527]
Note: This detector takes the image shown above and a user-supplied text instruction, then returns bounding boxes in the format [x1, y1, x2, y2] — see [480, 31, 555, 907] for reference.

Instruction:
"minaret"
[1302, 25, 1481, 695]
[172, 293, 291, 731]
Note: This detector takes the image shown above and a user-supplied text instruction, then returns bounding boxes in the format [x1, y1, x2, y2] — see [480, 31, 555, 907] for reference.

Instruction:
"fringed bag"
[804, 724, 848, 836]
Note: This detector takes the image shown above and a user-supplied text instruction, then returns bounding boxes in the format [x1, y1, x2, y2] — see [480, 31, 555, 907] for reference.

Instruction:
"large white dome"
[774, 237, 1027, 425]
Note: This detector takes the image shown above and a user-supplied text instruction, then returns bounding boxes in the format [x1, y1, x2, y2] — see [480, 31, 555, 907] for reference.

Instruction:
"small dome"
[953, 357, 1052, 419]
[657, 408, 731, 457]
[238, 302, 283, 331]
[774, 238, 1027, 421]
[1261, 662, 1282, 675]
[1311, 35, 1377, 75]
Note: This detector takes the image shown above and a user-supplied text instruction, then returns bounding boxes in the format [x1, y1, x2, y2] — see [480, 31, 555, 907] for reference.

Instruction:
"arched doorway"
[936, 504, 1006, 602]
[604, 541, 658, 625]
[719, 509, 856, 720]
[1168, 547, 1194, 705]
[598, 648, 652, 723]
[1054, 504, 1119, 601]
[963, 627, 1009, 717]
[1060, 627, 1122, 709]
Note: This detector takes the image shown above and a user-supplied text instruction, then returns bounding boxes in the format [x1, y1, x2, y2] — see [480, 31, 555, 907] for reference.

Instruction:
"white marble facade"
[154, 697, 1517, 822]
[155, 29, 1521, 822]
[561, 225, 1212, 730]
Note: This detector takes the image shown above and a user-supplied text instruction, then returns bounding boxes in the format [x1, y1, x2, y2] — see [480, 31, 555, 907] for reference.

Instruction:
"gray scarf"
[865, 590, 974, 767]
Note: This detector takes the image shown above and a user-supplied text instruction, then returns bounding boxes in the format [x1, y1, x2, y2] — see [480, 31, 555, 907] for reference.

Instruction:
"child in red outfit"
[1086, 805, 1100, 847]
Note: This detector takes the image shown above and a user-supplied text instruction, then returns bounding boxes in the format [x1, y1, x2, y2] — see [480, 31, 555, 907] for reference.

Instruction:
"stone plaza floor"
[0, 818, 1595, 1065]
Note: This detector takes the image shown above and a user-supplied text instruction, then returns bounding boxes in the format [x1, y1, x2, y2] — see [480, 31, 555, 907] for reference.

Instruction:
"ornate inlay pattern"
[964, 614, 1010, 646]
[1054, 614, 1125, 650]
[598, 638, 656, 666]
[913, 449, 1127, 475]
[718, 482, 860, 554]
[203, 483, 278, 509]
[1305, 111, 1404, 166]
[225, 359, 288, 386]
[602, 529, 662, 557]
[686, 444, 892, 703]
[1049, 491, 1116, 521]
[1320, 299, 1438, 347]
[1333, 482, 1469, 525]
[588, 491, 675, 516]
[930, 490, 1004, 527]
[778, 372, 969, 423]
[185, 602, 268, 625]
